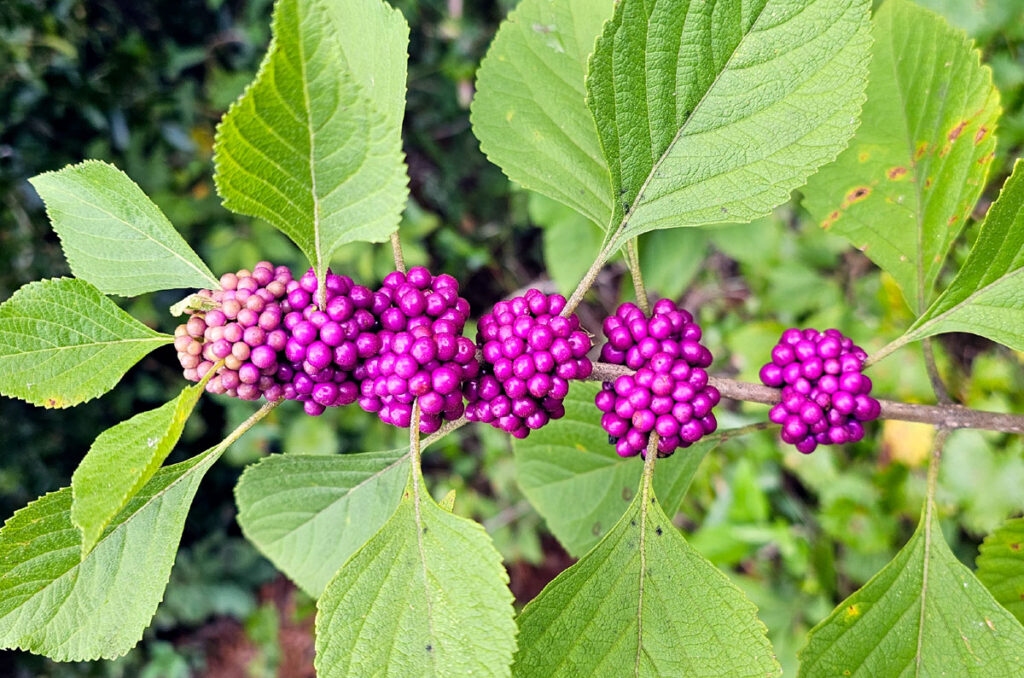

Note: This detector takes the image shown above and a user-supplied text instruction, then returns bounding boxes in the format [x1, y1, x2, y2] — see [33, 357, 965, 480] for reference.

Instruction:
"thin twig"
[922, 339, 952, 405]
[562, 240, 615, 318]
[625, 238, 649, 314]
[390, 231, 406, 274]
[588, 362, 1024, 435]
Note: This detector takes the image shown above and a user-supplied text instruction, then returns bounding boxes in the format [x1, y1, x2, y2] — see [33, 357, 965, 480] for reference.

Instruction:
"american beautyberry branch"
[588, 362, 1024, 435]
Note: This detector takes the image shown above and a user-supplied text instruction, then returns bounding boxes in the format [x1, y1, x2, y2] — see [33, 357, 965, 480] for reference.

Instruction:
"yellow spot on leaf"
[915, 141, 929, 161]
[858, 151, 870, 163]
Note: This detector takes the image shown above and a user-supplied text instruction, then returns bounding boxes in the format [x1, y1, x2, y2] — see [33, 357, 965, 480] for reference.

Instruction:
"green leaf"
[316, 0, 409, 129]
[977, 517, 1024, 625]
[235, 449, 410, 597]
[589, 0, 871, 251]
[515, 382, 716, 557]
[71, 382, 206, 556]
[0, 446, 222, 660]
[471, 0, 616, 230]
[798, 502, 1024, 676]
[315, 467, 517, 677]
[902, 159, 1024, 350]
[512, 475, 780, 677]
[802, 0, 1000, 312]
[28, 161, 219, 296]
[213, 0, 408, 285]
[0, 278, 171, 408]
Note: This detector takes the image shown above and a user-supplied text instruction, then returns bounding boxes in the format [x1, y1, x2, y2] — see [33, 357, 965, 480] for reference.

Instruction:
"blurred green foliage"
[0, 0, 1022, 675]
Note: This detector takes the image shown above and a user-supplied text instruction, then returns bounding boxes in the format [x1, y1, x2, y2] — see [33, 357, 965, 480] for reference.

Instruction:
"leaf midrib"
[252, 452, 410, 544]
[295, 3, 324, 277]
[0, 336, 169, 358]
[908, 187, 1024, 340]
[605, 0, 772, 250]
[0, 449, 217, 625]
[39, 178, 218, 290]
[410, 473, 439, 676]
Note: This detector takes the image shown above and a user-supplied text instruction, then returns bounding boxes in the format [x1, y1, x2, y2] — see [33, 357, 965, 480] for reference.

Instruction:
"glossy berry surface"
[174, 264, 375, 416]
[596, 299, 718, 458]
[356, 266, 476, 433]
[760, 328, 879, 454]
[465, 289, 591, 438]
[276, 268, 376, 416]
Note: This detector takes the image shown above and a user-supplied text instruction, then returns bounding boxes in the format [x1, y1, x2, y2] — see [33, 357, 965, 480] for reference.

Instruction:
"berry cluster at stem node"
[596, 299, 719, 458]
[465, 289, 592, 439]
[759, 328, 879, 454]
[175, 261, 293, 402]
[355, 266, 476, 434]
[277, 268, 376, 416]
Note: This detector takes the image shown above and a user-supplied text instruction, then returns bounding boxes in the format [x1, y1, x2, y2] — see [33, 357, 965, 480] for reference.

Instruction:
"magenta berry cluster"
[355, 267, 477, 434]
[174, 261, 293, 402]
[596, 299, 719, 458]
[276, 268, 376, 416]
[759, 328, 879, 454]
[464, 289, 592, 439]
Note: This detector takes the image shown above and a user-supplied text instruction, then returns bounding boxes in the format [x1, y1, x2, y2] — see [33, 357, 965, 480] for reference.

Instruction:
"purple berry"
[596, 299, 717, 458]
[758, 327, 877, 453]
[466, 290, 591, 437]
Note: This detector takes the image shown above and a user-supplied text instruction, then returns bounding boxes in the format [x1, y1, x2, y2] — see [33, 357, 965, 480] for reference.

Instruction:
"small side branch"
[588, 362, 1024, 435]
[391, 231, 406, 274]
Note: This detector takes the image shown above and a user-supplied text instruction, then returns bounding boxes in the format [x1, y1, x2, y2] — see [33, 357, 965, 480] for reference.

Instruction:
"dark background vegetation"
[0, 0, 1022, 675]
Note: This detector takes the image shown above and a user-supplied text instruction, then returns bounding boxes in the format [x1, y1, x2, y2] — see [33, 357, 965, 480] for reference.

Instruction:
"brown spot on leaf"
[915, 142, 929, 161]
[948, 121, 967, 141]
[822, 210, 841, 230]
[948, 214, 959, 226]
[1011, 542, 1021, 551]
[925, 177, 933, 189]
[887, 167, 907, 180]
[978, 151, 995, 164]
[47, 398, 57, 408]
[846, 186, 870, 204]
[975, 126, 989, 144]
